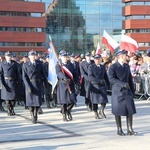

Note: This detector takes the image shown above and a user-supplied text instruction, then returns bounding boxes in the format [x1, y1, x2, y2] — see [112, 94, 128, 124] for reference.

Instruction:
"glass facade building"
[23, 0, 124, 53]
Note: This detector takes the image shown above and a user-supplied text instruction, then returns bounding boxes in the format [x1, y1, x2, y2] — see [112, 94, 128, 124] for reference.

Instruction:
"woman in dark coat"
[56, 51, 77, 121]
[88, 54, 110, 119]
[108, 50, 138, 136]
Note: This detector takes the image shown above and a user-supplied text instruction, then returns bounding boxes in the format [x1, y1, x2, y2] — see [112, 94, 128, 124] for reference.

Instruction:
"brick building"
[122, 0, 150, 51]
[0, 0, 46, 55]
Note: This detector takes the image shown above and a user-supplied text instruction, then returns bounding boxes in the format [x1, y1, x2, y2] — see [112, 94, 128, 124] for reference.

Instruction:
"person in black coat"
[88, 54, 110, 119]
[22, 50, 48, 124]
[80, 52, 94, 111]
[55, 51, 77, 121]
[108, 50, 138, 136]
[69, 53, 81, 106]
[18, 54, 29, 109]
[0, 51, 19, 116]
[43, 55, 53, 108]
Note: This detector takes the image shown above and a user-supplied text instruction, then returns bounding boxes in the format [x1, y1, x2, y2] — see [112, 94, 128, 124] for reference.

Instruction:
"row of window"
[126, 2, 150, 6]
[0, 12, 41, 17]
[0, 43, 42, 46]
[126, 29, 150, 33]
[0, 27, 43, 32]
[125, 16, 150, 19]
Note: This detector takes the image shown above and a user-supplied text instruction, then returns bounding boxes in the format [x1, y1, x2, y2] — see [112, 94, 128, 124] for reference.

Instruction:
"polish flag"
[62, 66, 73, 81]
[96, 42, 101, 54]
[120, 34, 138, 53]
[102, 30, 119, 53]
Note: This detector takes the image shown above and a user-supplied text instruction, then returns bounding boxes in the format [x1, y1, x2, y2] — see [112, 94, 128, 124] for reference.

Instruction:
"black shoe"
[11, 109, 16, 116]
[94, 112, 100, 119]
[0, 105, 5, 111]
[7, 108, 12, 116]
[87, 105, 92, 112]
[18, 101, 24, 106]
[67, 110, 73, 121]
[63, 114, 68, 122]
[99, 110, 106, 118]
[38, 108, 43, 114]
[127, 129, 138, 136]
[117, 129, 125, 136]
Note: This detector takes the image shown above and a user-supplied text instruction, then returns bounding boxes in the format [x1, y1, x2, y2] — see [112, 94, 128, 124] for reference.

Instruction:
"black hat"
[28, 50, 36, 56]
[59, 50, 65, 56]
[116, 49, 127, 56]
[85, 52, 91, 56]
[5, 51, 12, 56]
[60, 51, 68, 56]
[70, 53, 75, 57]
[94, 54, 102, 59]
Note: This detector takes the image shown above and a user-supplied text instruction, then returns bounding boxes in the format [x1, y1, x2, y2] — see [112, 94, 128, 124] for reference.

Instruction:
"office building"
[0, 0, 46, 55]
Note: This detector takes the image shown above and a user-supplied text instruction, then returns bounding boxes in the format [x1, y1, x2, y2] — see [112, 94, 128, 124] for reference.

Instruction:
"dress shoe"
[127, 128, 138, 135]
[117, 129, 125, 136]
[99, 110, 106, 118]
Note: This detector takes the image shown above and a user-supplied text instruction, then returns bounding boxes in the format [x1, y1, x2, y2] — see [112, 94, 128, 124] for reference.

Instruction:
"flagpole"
[49, 35, 72, 94]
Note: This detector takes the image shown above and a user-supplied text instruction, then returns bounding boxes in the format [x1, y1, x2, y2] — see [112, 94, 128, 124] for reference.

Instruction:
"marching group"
[0, 48, 150, 136]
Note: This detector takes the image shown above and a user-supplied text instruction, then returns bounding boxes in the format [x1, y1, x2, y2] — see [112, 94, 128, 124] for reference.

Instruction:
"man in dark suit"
[0, 51, 19, 116]
[80, 52, 94, 111]
[88, 54, 110, 119]
[108, 49, 138, 136]
[22, 50, 48, 123]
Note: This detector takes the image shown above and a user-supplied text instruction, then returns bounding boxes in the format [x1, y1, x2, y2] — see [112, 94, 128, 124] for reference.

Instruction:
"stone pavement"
[0, 96, 150, 150]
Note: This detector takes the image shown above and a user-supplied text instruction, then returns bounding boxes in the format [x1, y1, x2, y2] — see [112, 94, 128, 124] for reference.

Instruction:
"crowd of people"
[0, 48, 150, 136]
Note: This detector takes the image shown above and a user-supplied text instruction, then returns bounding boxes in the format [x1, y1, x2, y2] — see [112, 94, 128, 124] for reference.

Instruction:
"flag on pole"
[102, 30, 119, 53]
[96, 42, 101, 54]
[48, 36, 58, 94]
[120, 34, 138, 53]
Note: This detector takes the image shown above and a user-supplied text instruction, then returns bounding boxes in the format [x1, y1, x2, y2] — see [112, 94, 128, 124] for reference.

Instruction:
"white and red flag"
[61, 66, 73, 81]
[102, 30, 119, 53]
[120, 34, 138, 53]
[96, 42, 101, 54]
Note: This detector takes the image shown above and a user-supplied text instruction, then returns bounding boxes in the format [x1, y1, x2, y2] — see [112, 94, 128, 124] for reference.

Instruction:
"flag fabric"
[61, 66, 73, 81]
[120, 34, 138, 53]
[102, 30, 119, 53]
[48, 37, 58, 94]
[96, 42, 101, 54]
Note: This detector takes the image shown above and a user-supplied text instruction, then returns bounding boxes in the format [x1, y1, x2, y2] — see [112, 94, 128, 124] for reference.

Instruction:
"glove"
[123, 83, 130, 89]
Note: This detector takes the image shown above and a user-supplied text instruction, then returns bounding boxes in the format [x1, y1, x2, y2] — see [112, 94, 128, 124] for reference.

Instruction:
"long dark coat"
[43, 61, 52, 97]
[22, 60, 47, 107]
[80, 60, 94, 98]
[56, 62, 77, 104]
[108, 62, 136, 116]
[0, 60, 19, 100]
[88, 63, 110, 104]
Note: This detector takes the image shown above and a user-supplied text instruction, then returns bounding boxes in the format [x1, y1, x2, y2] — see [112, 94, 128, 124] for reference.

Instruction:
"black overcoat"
[88, 63, 109, 104]
[22, 60, 47, 107]
[108, 62, 136, 116]
[80, 60, 94, 98]
[0, 60, 19, 100]
[55, 62, 77, 104]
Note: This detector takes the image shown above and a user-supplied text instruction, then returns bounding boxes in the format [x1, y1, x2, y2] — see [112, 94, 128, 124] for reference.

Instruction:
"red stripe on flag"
[62, 66, 73, 81]
[102, 37, 114, 53]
